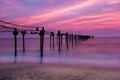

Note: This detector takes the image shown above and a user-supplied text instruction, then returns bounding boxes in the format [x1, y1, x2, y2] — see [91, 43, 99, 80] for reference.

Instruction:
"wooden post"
[39, 27, 45, 59]
[36, 27, 39, 31]
[53, 33, 55, 49]
[71, 34, 74, 48]
[60, 34, 63, 47]
[21, 30, 26, 52]
[78, 35, 81, 44]
[13, 28, 18, 59]
[74, 34, 77, 46]
[50, 33, 52, 48]
[77, 35, 79, 44]
[66, 32, 69, 50]
[50, 32, 55, 49]
[57, 30, 61, 52]
[51, 32, 55, 49]
[56, 33, 59, 46]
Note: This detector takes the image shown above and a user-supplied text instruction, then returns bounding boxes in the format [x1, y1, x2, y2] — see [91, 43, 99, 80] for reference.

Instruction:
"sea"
[0, 37, 120, 68]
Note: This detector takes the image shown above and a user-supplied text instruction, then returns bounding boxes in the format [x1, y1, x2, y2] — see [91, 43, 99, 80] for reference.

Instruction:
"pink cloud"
[106, 0, 120, 4]
[0, 0, 25, 20]
[17, 0, 101, 25]
[45, 11, 120, 31]
[45, 0, 58, 4]
[0, 0, 23, 10]
[1, 0, 120, 34]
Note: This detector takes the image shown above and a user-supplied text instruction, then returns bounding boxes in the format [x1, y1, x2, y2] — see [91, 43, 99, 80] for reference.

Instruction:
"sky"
[0, 0, 120, 37]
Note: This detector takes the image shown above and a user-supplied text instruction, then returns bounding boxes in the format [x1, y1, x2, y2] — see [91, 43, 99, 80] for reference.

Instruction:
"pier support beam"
[65, 32, 69, 50]
[57, 30, 61, 53]
[50, 32, 55, 49]
[21, 30, 26, 52]
[13, 28, 18, 60]
[39, 27, 45, 59]
[71, 34, 74, 48]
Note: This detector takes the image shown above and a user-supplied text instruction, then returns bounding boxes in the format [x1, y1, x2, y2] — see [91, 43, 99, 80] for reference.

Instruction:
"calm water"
[0, 37, 120, 68]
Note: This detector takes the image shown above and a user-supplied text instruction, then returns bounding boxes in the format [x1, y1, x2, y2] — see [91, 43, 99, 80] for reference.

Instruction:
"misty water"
[0, 37, 120, 68]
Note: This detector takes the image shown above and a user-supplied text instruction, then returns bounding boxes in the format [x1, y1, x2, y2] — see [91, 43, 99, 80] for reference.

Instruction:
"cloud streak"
[0, 0, 120, 36]
[18, 0, 101, 25]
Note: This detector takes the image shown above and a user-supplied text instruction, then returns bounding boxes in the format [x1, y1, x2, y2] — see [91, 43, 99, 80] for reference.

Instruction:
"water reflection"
[2, 37, 120, 68]
[10, 34, 92, 63]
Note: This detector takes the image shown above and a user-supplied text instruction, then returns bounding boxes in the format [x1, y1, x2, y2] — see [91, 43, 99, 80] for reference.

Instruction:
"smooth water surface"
[0, 37, 120, 68]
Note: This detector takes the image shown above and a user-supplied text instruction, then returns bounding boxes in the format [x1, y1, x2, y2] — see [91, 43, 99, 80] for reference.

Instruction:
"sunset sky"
[0, 0, 120, 37]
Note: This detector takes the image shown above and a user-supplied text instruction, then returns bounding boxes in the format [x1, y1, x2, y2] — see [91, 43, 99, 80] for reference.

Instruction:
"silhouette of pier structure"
[21, 30, 26, 52]
[39, 27, 45, 58]
[13, 28, 18, 62]
[50, 32, 55, 49]
[0, 20, 94, 62]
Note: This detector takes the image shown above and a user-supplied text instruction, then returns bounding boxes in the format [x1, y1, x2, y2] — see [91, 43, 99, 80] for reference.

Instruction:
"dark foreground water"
[0, 37, 120, 68]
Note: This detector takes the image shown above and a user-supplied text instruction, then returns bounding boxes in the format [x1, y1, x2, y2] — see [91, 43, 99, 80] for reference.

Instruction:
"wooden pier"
[0, 20, 94, 62]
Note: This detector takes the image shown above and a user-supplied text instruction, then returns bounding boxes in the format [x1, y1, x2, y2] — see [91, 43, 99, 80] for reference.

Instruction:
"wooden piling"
[50, 33, 52, 48]
[39, 27, 45, 58]
[21, 30, 26, 52]
[74, 34, 77, 46]
[57, 30, 61, 52]
[66, 32, 69, 50]
[13, 28, 18, 59]
[50, 32, 55, 49]
[71, 34, 74, 48]
[36, 27, 39, 31]
[52, 32, 55, 49]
